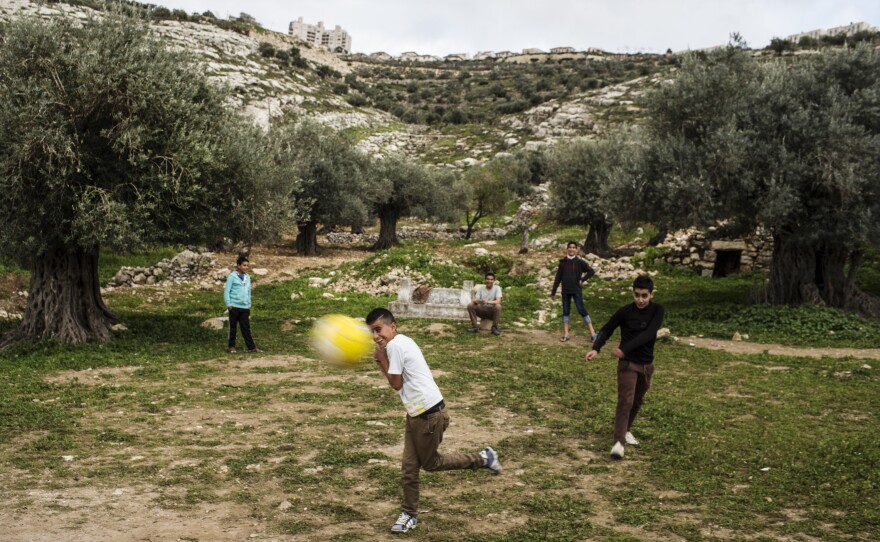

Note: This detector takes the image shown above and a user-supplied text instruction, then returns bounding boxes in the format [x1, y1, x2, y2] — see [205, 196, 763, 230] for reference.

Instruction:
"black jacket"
[592, 302, 665, 365]
[551, 256, 595, 295]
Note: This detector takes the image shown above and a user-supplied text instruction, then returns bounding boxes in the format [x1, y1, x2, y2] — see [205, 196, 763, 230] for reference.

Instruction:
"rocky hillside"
[0, 0, 671, 164]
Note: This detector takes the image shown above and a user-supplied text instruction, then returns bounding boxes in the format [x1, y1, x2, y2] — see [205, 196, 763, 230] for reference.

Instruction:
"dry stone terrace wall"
[107, 248, 221, 289]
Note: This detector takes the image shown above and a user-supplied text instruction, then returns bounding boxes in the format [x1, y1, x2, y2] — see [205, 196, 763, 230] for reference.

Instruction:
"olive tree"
[634, 46, 880, 315]
[278, 121, 371, 255]
[368, 156, 460, 250]
[461, 154, 531, 239]
[0, 13, 296, 346]
[547, 138, 628, 256]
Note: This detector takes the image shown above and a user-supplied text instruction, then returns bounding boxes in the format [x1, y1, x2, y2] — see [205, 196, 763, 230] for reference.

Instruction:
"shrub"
[346, 94, 368, 107]
[258, 42, 276, 58]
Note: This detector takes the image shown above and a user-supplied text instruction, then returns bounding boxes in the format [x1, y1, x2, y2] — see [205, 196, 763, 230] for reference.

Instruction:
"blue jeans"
[561, 293, 591, 324]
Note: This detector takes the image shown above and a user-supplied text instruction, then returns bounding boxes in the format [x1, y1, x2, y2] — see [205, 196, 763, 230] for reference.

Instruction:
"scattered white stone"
[130, 455, 145, 461]
[201, 317, 227, 330]
[290, 292, 302, 300]
[366, 420, 387, 426]
[111, 324, 128, 331]
[732, 332, 742, 342]
[252, 268, 268, 276]
[862, 364, 872, 370]
[688, 342, 695, 347]
[62, 455, 75, 462]
[759, 467, 770, 472]
[656, 327, 670, 339]
[278, 500, 293, 511]
[322, 292, 335, 298]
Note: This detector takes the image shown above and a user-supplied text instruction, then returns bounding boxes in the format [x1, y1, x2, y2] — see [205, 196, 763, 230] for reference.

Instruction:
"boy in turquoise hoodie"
[224, 255, 262, 353]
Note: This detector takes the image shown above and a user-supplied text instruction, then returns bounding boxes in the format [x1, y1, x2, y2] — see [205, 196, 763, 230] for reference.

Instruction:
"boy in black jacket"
[586, 275, 664, 460]
[550, 241, 597, 342]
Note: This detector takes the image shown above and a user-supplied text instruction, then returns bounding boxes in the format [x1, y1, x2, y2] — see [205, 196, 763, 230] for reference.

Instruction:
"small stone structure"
[389, 278, 473, 320]
[658, 227, 774, 277]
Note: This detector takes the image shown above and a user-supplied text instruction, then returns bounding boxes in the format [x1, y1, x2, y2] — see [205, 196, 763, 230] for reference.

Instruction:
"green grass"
[0, 237, 878, 540]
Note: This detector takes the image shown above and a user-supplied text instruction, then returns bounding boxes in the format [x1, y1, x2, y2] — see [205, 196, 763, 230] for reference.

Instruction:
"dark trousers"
[402, 406, 483, 516]
[228, 307, 256, 350]
[614, 359, 654, 444]
[467, 302, 501, 329]
[561, 292, 591, 323]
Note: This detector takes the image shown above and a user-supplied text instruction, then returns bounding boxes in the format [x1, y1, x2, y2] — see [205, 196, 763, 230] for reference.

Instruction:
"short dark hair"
[633, 275, 654, 292]
[236, 255, 249, 266]
[567, 241, 578, 249]
[366, 308, 396, 326]
[484, 272, 496, 280]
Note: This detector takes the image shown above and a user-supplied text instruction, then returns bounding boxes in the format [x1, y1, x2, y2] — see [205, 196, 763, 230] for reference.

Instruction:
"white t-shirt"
[473, 284, 502, 302]
[386, 334, 443, 417]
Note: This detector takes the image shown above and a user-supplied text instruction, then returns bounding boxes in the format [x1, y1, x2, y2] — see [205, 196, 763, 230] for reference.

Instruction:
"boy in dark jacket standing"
[586, 275, 664, 460]
[550, 241, 597, 342]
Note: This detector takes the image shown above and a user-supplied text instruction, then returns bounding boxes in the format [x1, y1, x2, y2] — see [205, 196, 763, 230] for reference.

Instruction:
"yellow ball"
[310, 314, 374, 367]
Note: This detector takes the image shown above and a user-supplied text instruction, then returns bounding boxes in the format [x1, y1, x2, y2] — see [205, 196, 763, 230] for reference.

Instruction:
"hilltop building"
[288, 17, 352, 53]
[787, 21, 876, 42]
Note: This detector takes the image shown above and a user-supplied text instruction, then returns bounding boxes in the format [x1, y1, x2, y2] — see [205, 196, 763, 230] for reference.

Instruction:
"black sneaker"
[468, 327, 479, 333]
[491, 327, 501, 336]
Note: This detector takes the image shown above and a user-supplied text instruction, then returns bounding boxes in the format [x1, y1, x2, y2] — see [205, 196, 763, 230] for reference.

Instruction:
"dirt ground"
[2, 246, 878, 541]
[2, 326, 877, 541]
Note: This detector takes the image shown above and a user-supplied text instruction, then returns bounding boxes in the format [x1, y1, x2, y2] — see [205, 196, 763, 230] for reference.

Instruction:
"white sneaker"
[391, 511, 418, 533]
[479, 446, 502, 474]
[610, 441, 625, 459]
[625, 432, 639, 446]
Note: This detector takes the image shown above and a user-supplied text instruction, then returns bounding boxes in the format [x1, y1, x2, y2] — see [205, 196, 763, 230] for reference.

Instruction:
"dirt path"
[496, 328, 880, 360]
[680, 335, 880, 360]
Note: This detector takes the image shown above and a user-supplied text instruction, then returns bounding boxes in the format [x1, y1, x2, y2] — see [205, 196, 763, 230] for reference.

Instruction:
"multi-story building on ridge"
[787, 21, 876, 43]
[288, 17, 352, 53]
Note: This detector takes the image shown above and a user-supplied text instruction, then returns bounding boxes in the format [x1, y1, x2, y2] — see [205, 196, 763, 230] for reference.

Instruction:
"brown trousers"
[614, 359, 654, 444]
[402, 407, 483, 516]
[467, 302, 501, 329]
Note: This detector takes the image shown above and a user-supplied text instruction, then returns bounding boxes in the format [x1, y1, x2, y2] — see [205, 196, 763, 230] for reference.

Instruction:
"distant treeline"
[43, 0, 259, 34]
[769, 30, 880, 54]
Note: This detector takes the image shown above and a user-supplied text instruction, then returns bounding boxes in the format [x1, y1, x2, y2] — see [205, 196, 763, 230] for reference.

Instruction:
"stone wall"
[108, 248, 217, 288]
[658, 226, 774, 276]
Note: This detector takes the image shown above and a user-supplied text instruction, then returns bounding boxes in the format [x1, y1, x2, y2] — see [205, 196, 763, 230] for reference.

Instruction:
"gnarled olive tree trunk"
[2, 247, 117, 347]
[295, 221, 319, 256]
[583, 219, 612, 257]
[767, 235, 880, 317]
[372, 214, 400, 251]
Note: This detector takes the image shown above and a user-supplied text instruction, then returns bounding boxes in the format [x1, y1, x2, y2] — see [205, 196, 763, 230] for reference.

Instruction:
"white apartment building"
[550, 47, 576, 53]
[288, 17, 352, 53]
[787, 21, 876, 43]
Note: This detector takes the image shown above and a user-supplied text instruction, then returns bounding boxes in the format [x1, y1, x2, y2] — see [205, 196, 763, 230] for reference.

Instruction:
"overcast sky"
[153, 0, 880, 55]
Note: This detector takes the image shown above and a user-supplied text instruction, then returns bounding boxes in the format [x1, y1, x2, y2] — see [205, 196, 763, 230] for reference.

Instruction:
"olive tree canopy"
[0, 13, 297, 345]
[632, 46, 880, 315]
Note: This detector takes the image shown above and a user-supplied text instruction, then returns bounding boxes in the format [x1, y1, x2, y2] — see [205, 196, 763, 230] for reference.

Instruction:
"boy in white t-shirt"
[367, 308, 502, 534]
